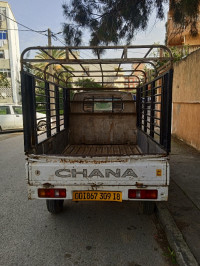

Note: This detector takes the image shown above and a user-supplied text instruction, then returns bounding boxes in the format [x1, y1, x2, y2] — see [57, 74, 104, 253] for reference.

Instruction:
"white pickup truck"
[0, 103, 47, 132]
[21, 45, 173, 215]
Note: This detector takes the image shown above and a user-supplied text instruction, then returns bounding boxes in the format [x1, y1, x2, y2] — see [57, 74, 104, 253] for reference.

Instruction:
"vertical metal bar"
[31, 77, 38, 146]
[63, 88, 69, 129]
[45, 82, 51, 138]
[21, 72, 37, 152]
[136, 87, 141, 128]
[160, 77, 164, 145]
[150, 80, 155, 137]
[92, 96, 94, 113]
[63, 88, 67, 128]
[165, 69, 173, 153]
[163, 73, 169, 150]
[55, 85, 60, 133]
[160, 74, 168, 147]
[112, 96, 114, 113]
[21, 72, 31, 152]
[144, 84, 148, 133]
[97, 49, 104, 87]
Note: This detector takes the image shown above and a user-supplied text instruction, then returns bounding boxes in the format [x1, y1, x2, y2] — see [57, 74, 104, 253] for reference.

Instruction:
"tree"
[75, 78, 102, 88]
[0, 73, 11, 88]
[34, 49, 73, 82]
[152, 42, 189, 69]
[62, 0, 200, 46]
[33, 49, 74, 111]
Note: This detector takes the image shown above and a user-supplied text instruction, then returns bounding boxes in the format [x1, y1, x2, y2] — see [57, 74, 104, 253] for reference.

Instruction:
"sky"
[6, 0, 169, 53]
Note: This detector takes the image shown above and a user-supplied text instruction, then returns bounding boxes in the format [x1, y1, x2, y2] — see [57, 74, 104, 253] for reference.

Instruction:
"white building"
[0, 1, 20, 103]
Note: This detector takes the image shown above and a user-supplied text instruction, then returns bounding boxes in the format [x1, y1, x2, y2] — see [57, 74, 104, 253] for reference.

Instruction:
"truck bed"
[62, 144, 141, 157]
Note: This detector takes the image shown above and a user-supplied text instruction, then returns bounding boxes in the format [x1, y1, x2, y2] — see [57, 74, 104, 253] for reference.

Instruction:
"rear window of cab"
[83, 97, 123, 112]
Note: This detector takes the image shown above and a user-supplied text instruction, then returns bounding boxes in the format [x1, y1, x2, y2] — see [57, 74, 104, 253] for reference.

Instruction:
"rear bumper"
[28, 184, 168, 201]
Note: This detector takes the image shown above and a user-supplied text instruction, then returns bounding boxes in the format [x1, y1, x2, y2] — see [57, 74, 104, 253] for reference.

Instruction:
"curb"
[156, 202, 198, 266]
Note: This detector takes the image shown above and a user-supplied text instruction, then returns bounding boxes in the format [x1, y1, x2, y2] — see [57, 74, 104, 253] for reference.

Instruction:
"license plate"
[73, 191, 122, 202]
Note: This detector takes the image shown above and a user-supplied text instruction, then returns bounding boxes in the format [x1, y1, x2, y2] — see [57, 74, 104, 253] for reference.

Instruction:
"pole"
[48, 28, 52, 47]
[48, 28, 55, 118]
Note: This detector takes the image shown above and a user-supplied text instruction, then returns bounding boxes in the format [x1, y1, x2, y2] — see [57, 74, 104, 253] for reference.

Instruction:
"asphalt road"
[0, 133, 171, 266]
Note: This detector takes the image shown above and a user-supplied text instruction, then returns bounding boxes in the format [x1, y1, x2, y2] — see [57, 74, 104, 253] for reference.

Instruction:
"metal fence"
[137, 69, 173, 153]
[21, 72, 69, 150]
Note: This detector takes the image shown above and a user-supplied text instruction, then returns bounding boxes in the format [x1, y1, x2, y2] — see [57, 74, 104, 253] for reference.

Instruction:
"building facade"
[166, 0, 200, 47]
[0, 1, 20, 104]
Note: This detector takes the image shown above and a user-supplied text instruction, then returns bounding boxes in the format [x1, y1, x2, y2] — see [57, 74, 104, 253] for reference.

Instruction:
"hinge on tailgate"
[90, 183, 104, 189]
[43, 183, 54, 188]
[135, 182, 147, 188]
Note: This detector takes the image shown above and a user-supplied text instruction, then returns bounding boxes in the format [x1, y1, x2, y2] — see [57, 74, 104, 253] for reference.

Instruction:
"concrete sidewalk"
[167, 137, 200, 263]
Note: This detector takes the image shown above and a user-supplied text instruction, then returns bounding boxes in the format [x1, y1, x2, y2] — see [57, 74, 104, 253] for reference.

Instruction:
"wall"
[172, 49, 200, 150]
[7, 5, 21, 103]
[166, 5, 200, 46]
[0, 2, 20, 104]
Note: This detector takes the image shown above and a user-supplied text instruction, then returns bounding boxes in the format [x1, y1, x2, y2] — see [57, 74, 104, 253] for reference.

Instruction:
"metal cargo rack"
[21, 45, 173, 154]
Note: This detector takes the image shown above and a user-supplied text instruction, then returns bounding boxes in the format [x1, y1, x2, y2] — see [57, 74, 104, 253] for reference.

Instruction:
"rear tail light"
[128, 189, 158, 199]
[38, 188, 66, 198]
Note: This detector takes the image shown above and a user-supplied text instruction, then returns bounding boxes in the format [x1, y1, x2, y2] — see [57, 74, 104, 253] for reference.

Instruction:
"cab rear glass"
[83, 97, 123, 112]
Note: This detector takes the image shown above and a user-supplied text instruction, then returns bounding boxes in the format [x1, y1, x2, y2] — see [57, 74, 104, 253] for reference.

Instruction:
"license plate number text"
[73, 191, 122, 202]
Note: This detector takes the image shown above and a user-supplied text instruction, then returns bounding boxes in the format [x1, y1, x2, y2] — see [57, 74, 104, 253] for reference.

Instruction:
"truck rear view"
[21, 45, 173, 214]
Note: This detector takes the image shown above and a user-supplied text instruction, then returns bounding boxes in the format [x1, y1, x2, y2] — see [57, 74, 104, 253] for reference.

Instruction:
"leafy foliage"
[152, 44, 189, 69]
[33, 49, 74, 112]
[171, 0, 200, 37]
[164, 246, 177, 264]
[75, 78, 102, 88]
[34, 49, 73, 82]
[0, 73, 11, 88]
[168, 45, 189, 62]
[62, 0, 200, 46]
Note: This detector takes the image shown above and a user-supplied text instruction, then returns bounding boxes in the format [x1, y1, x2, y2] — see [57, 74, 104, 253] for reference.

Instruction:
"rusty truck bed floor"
[62, 144, 141, 157]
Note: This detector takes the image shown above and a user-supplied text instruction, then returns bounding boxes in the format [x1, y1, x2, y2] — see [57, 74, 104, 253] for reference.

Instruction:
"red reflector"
[128, 189, 157, 199]
[38, 188, 66, 198]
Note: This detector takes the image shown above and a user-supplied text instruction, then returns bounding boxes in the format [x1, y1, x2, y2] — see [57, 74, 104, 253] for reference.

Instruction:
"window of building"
[0, 50, 4, 59]
[0, 31, 7, 40]
[0, 8, 6, 22]
[0, 69, 11, 78]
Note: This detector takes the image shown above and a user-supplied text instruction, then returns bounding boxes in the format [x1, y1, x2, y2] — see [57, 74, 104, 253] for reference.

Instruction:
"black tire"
[37, 120, 46, 131]
[0, 126, 2, 132]
[139, 202, 156, 215]
[46, 200, 64, 214]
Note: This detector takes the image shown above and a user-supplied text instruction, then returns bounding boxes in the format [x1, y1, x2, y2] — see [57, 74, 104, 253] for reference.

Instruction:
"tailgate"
[27, 155, 169, 186]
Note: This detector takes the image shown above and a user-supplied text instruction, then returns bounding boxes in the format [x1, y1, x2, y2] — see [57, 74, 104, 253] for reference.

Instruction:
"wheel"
[139, 202, 156, 215]
[37, 120, 46, 131]
[0, 126, 2, 132]
[46, 200, 64, 214]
